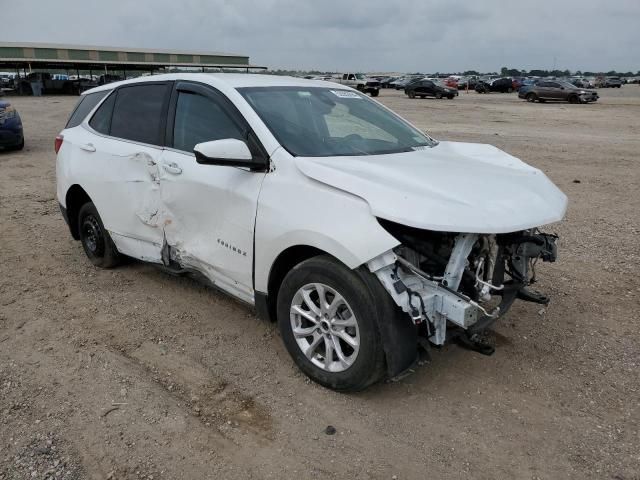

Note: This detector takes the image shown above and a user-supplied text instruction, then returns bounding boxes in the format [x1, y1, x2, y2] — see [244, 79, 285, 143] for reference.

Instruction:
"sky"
[2, 0, 639, 73]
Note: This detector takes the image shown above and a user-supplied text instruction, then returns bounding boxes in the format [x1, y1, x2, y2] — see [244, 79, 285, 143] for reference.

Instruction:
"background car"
[405, 79, 458, 99]
[0, 97, 24, 151]
[391, 76, 418, 90]
[443, 77, 458, 89]
[379, 77, 397, 88]
[456, 76, 478, 90]
[518, 80, 598, 103]
[571, 78, 594, 89]
[511, 77, 523, 91]
[475, 77, 514, 93]
[604, 77, 623, 88]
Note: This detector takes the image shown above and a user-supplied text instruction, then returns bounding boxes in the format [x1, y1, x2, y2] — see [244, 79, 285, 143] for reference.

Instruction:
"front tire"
[277, 256, 386, 391]
[78, 202, 121, 268]
[526, 92, 537, 102]
[408, 91, 415, 99]
[435, 92, 443, 99]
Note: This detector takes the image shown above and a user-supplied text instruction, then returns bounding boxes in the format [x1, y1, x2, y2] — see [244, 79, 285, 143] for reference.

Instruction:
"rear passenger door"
[422, 81, 435, 96]
[80, 82, 172, 262]
[536, 81, 553, 99]
[546, 82, 564, 100]
[158, 81, 267, 303]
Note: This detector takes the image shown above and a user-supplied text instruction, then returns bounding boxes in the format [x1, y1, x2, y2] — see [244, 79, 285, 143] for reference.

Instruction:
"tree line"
[497, 67, 639, 78]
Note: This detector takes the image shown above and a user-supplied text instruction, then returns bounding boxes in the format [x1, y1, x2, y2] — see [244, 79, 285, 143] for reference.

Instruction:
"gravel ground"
[1, 86, 639, 480]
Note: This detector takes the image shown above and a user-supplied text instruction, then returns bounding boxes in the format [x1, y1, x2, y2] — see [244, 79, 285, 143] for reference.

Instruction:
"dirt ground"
[1, 85, 639, 480]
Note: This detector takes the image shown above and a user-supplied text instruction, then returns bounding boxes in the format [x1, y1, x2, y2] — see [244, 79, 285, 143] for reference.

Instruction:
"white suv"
[56, 74, 567, 391]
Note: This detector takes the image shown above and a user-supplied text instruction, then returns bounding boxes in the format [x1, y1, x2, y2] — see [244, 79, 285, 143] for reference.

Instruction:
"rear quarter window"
[89, 92, 116, 135]
[65, 91, 109, 128]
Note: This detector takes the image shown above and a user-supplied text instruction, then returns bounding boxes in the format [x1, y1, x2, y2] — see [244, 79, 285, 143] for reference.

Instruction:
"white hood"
[294, 141, 568, 234]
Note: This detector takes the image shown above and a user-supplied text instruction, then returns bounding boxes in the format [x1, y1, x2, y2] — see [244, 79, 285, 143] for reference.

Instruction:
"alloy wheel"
[289, 282, 360, 372]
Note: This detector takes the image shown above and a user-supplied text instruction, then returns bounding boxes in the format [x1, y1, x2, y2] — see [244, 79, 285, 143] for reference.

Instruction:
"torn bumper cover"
[367, 230, 558, 347]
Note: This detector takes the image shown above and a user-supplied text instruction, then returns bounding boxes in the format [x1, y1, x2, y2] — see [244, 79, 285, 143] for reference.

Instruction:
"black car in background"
[379, 77, 397, 88]
[405, 79, 458, 99]
[475, 77, 514, 93]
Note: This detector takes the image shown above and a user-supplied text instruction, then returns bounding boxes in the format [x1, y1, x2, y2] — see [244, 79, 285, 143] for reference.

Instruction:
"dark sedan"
[0, 98, 24, 151]
[475, 77, 514, 93]
[518, 80, 598, 104]
[405, 79, 458, 99]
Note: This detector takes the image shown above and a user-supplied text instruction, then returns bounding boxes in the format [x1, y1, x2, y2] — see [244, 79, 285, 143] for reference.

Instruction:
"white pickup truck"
[335, 73, 380, 97]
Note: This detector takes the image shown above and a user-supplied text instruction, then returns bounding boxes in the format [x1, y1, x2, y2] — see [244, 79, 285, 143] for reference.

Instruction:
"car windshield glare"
[239, 87, 436, 157]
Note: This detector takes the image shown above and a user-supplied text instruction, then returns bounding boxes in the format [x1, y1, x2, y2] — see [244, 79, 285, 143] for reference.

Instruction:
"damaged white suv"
[56, 74, 567, 391]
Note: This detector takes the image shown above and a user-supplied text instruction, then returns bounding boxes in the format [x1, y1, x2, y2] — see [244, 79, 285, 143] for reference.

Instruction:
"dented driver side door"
[156, 82, 266, 303]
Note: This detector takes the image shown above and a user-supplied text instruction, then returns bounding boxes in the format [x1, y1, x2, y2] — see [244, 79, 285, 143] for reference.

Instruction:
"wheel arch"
[261, 248, 418, 380]
[257, 244, 336, 323]
[65, 184, 93, 240]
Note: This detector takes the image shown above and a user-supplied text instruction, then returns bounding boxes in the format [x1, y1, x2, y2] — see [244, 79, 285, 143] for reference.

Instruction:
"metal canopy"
[0, 42, 265, 71]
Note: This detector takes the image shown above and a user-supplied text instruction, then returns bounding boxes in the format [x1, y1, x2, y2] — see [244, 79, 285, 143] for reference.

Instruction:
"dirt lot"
[1, 86, 639, 480]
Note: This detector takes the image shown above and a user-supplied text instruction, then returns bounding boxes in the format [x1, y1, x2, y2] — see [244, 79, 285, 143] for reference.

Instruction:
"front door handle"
[79, 143, 96, 152]
[162, 162, 182, 175]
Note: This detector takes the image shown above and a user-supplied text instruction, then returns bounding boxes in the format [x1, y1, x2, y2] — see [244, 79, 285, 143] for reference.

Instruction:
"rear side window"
[65, 91, 109, 128]
[110, 84, 170, 145]
[89, 92, 116, 134]
[172, 92, 244, 152]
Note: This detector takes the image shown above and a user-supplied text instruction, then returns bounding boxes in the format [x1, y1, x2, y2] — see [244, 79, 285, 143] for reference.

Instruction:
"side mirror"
[194, 139, 266, 170]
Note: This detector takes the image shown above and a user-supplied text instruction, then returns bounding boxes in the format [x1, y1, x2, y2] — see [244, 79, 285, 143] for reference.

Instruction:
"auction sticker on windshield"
[331, 90, 362, 99]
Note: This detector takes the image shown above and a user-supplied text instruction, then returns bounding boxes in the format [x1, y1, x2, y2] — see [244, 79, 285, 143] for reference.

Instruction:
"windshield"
[239, 87, 436, 157]
[558, 81, 577, 89]
[355, 74, 365, 80]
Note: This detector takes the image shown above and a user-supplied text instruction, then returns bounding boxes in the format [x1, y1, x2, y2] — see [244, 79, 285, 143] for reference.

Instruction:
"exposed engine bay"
[368, 219, 558, 351]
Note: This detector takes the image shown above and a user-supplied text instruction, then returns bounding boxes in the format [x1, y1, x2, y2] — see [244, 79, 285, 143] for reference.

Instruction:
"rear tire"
[78, 202, 121, 268]
[435, 92, 443, 99]
[276, 256, 386, 392]
[370, 90, 379, 97]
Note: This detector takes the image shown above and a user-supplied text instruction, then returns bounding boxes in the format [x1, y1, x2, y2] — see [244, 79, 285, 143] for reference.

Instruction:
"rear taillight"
[54, 134, 64, 154]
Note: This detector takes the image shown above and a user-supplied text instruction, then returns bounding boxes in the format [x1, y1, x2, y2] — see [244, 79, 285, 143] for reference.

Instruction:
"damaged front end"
[368, 219, 558, 353]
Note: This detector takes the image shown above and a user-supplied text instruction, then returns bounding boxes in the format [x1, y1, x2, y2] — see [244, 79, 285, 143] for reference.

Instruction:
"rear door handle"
[79, 143, 96, 152]
[162, 162, 182, 175]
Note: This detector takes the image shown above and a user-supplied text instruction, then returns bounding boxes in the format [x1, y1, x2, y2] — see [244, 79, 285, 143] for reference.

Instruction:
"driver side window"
[172, 92, 244, 153]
